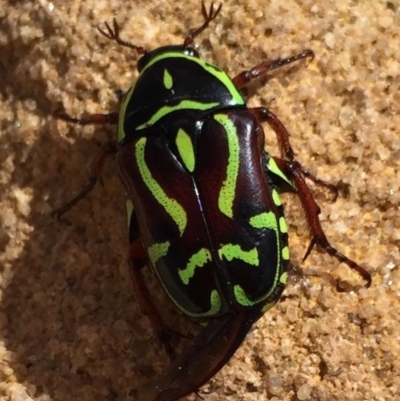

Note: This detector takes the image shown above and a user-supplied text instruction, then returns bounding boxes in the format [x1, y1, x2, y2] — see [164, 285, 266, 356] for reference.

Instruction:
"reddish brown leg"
[253, 107, 338, 197]
[52, 110, 119, 218]
[233, 49, 314, 89]
[251, 107, 296, 160]
[55, 110, 119, 125]
[129, 240, 177, 361]
[53, 141, 118, 218]
[255, 105, 368, 284]
[296, 164, 338, 200]
[273, 157, 371, 288]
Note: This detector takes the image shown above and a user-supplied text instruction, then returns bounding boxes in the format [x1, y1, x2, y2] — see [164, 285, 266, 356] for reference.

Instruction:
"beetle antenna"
[184, 2, 222, 47]
[98, 18, 147, 55]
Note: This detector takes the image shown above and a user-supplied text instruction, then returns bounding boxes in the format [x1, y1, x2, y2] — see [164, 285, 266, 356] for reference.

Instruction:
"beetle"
[54, 3, 371, 400]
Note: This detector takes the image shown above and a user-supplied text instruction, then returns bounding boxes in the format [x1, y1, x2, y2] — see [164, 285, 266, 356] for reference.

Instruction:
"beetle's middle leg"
[52, 111, 119, 218]
[252, 106, 338, 195]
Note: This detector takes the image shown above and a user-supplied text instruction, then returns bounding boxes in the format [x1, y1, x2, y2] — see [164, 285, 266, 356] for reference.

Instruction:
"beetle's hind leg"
[273, 157, 371, 288]
[52, 110, 119, 218]
[232, 49, 314, 89]
[252, 106, 371, 288]
[128, 238, 183, 361]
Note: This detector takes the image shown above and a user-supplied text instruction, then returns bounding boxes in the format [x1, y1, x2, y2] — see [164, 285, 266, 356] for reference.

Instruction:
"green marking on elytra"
[184, 289, 221, 317]
[280, 272, 288, 284]
[267, 157, 292, 186]
[179, 248, 212, 285]
[234, 281, 284, 309]
[214, 114, 240, 218]
[163, 68, 173, 89]
[218, 244, 259, 266]
[148, 241, 170, 266]
[261, 301, 276, 314]
[137, 100, 219, 130]
[176, 128, 195, 172]
[282, 246, 290, 261]
[207, 289, 222, 316]
[272, 189, 282, 206]
[279, 217, 288, 233]
[171, 288, 222, 318]
[126, 199, 134, 229]
[118, 85, 135, 142]
[140, 52, 245, 105]
[135, 137, 187, 235]
[249, 211, 277, 230]
[153, 273, 222, 318]
[233, 285, 254, 306]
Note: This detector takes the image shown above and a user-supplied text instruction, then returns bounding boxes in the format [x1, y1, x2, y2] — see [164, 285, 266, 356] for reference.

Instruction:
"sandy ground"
[0, 1, 399, 400]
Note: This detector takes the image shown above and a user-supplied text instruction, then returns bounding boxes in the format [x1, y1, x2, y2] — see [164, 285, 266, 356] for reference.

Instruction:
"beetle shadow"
[0, 119, 193, 400]
[1, 9, 197, 393]
[0, 10, 64, 115]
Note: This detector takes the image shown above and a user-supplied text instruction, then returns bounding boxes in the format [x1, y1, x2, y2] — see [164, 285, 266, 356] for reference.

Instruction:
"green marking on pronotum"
[136, 100, 219, 130]
[179, 248, 212, 285]
[148, 241, 170, 266]
[163, 68, 173, 89]
[267, 156, 292, 186]
[214, 114, 240, 218]
[272, 189, 282, 206]
[140, 52, 245, 106]
[118, 85, 135, 143]
[279, 216, 288, 233]
[218, 244, 259, 266]
[282, 246, 290, 261]
[176, 128, 195, 172]
[135, 137, 187, 235]
[280, 272, 288, 284]
[249, 211, 277, 230]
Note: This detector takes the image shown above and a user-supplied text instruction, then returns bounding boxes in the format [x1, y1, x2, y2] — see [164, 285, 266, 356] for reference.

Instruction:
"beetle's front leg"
[232, 49, 314, 89]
